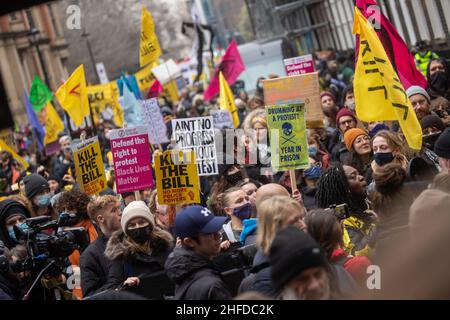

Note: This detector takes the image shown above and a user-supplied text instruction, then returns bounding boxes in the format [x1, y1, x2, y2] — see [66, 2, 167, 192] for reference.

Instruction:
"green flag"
[29, 76, 52, 112]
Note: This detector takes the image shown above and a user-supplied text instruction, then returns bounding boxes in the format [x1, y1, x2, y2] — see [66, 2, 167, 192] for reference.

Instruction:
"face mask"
[232, 203, 252, 220]
[346, 102, 356, 111]
[7, 223, 28, 242]
[374, 152, 395, 167]
[36, 194, 52, 208]
[304, 166, 322, 180]
[430, 71, 450, 93]
[423, 131, 442, 149]
[308, 146, 318, 156]
[127, 225, 152, 244]
[226, 171, 243, 185]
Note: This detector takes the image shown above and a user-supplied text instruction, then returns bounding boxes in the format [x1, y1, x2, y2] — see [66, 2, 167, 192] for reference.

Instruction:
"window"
[48, 4, 61, 37]
[9, 12, 19, 22]
[26, 8, 35, 30]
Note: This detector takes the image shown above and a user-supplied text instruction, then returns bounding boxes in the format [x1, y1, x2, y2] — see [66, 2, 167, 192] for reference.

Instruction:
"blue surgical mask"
[304, 166, 322, 180]
[373, 152, 394, 167]
[233, 203, 252, 221]
[308, 146, 318, 156]
[37, 194, 52, 208]
[7, 223, 29, 242]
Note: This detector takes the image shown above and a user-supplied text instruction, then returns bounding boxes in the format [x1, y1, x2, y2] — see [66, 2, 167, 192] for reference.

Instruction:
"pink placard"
[110, 126, 154, 193]
[284, 54, 315, 76]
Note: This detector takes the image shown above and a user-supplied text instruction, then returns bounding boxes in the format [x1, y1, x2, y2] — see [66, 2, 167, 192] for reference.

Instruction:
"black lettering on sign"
[368, 86, 388, 100]
[392, 103, 409, 120]
[361, 40, 371, 57]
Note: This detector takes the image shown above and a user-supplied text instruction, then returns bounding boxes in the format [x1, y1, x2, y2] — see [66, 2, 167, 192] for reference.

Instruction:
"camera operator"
[0, 241, 25, 300]
[53, 190, 99, 299]
[0, 199, 31, 249]
[23, 174, 57, 220]
[80, 195, 121, 297]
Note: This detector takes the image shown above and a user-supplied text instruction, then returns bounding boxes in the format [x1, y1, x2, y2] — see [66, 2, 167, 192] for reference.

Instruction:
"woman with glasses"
[343, 128, 374, 183]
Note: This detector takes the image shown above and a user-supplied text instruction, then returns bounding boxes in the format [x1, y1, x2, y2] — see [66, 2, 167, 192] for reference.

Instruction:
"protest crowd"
[1, 1, 450, 301]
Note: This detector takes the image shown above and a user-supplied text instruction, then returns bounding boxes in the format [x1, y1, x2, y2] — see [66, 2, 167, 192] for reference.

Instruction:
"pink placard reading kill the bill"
[284, 54, 315, 76]
[109, 126, 153, 193]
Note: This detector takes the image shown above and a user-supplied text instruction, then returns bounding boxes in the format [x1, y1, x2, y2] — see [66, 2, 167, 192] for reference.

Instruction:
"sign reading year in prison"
[155, 150, 200, 205]
[109, 126, 153, 193]
[266, 103, 309, 172]
[171, 116, 218, 176]
[72, 136, 107, 195]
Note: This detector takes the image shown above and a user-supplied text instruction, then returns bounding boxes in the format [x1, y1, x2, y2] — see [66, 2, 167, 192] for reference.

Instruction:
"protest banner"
[109, 126, 153, 193]
[263, 72, 323, 128]
[72, 136, 107, 195]
[267, 103, 309, 173]
[172, 116, 218, 176]
[284, 54, 315, 76]
[135, 62, 157, 92]
[210, 110, 234, 129]
[140, 98, 169, 145]
[155, 150, 200, 205]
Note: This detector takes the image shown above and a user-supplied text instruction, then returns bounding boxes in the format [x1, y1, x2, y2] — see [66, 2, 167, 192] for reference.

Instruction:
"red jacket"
[330, 249, 371, 285]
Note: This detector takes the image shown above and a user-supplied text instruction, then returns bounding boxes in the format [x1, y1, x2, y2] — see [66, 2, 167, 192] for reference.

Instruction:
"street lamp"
[28, 27, 51, 88]
[81, 29, 100, 84]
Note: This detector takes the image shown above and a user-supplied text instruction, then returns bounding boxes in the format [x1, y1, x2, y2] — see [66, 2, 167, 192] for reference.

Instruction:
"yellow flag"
[140, 7, 162, 67]
[163, 80, 179, 104]
[0, 139, 29, 170]
[135, 61, 158, 92]
[55, 65, 90, 127]
[219, 72, 239, 128]
[353, 7, 422, 150]
[110, 82, 124, 127]
[44, 102, 64, 145]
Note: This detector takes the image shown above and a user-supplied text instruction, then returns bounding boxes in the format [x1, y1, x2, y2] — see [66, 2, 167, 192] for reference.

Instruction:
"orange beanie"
[344, 128, 368, 151]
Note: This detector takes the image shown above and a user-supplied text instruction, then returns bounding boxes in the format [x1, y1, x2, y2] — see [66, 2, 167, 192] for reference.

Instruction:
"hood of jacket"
[104, 229, 172, 261]
[240, 218, 257, 243]
[164, 247, 217, 285]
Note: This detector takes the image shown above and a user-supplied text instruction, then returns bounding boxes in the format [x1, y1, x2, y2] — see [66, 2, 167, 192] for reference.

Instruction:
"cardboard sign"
[284, 54, 315, 76]
[140, 98, 169, 145]
[263, 72, 323, 128]
[72, 136, 107, 195]
[109, 126, 153, 193]
[210, 110, 235, 129]
[155, 150, 200, 205]
[267, 103, 309, 172]
[172, 116, 218, 176]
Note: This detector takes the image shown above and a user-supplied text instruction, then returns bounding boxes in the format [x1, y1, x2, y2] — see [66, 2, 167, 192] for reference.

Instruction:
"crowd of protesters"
[1, 46, 450, 300]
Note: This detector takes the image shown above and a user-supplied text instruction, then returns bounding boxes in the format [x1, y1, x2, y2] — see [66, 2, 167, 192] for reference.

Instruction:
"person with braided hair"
[316, 165, 376, 257]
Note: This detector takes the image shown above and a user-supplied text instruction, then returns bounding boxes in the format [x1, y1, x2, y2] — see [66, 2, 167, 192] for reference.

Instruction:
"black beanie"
[23, 174, 49, 200]
[420, 114, 446, 132]
[434, 128, 450, 159]
[269, 226, 327, 292]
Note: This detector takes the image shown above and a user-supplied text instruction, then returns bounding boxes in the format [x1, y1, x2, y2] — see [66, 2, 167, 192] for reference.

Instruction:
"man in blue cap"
[165, 205, 232, 300]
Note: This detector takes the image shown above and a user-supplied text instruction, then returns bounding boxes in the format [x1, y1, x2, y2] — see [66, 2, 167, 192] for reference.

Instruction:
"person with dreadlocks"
[316, 164, 377, 257]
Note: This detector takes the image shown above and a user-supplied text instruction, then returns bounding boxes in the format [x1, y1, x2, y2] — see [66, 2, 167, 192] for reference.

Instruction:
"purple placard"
[110, 126, 153, 193]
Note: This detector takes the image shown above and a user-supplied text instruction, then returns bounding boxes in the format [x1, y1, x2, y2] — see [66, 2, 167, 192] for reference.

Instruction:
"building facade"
[0, 2, 69, 125]
[241, 0, 450, 54]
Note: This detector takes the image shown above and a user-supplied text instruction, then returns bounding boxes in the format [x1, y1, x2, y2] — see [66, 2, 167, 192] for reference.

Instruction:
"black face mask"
[226, 171, 243, 185]
[423, 132, 442, 150]
[430, 71, 450, 93]
[127, 226, 152, 244]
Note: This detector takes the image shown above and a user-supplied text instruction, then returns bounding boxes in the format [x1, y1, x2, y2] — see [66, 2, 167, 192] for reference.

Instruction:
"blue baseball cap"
[174, 205, 228, 238]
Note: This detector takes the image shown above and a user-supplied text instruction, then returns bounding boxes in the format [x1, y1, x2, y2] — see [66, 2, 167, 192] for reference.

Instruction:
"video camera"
[13, 213, 90, 276]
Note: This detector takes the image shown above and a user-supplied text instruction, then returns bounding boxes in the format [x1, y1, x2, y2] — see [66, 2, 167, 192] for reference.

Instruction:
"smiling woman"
[343, 128, 374, 183]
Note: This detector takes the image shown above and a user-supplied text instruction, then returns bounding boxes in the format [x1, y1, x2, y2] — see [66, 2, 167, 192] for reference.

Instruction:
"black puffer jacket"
[104, 230, 174, 299]
[165, 247, 232, 300]
[80, 235, 111, 297]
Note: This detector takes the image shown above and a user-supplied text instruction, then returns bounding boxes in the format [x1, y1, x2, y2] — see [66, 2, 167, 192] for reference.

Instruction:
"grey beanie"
[406, 86, 431, 103]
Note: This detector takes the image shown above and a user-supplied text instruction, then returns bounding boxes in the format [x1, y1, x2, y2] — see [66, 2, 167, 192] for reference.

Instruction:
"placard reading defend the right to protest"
[155, 150, 200, 205]
[267, 103, 309, 172]
[109, 126, 154, 193]
[172, 116, 218, 176]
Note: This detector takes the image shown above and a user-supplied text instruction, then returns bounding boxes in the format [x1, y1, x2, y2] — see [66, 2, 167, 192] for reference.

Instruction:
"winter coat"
[80, 235, 111, 297]
[330, 249, 372, 286]
[105, 229, 173, 299]
[240, 219, 257, 246]
[0, 273, 22, 300]
[165, 247, 232, 300]
[301, 186, 318, 210]
[239, 249, 276, 297]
